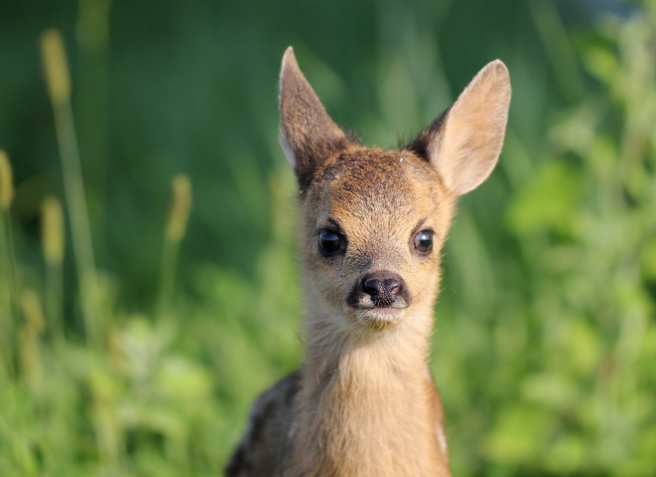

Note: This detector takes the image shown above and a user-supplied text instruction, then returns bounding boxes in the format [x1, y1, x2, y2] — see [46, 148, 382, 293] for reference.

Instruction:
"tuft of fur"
[227, 48, 511, 477]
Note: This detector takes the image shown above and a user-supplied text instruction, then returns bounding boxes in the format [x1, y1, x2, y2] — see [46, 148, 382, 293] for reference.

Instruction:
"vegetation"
[0, 0, 655, 475]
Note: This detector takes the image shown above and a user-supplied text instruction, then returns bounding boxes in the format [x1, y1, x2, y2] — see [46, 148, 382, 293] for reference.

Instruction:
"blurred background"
[1, 0, 656, 475]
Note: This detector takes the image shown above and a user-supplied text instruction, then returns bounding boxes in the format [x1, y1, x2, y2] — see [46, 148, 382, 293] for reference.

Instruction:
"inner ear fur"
[407, 60, 511, 196]
[279, 47, 351, 190]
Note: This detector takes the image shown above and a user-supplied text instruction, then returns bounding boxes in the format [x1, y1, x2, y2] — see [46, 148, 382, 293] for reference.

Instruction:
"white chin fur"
[355, 307, 406, 330]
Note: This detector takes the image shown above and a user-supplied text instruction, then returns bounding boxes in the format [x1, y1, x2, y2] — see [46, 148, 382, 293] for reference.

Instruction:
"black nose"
[347, 270, 412, 308]
[363, 276, 401, 296]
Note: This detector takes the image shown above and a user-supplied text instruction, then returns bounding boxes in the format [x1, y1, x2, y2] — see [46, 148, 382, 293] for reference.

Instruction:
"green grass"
[0, 0, 655, 475]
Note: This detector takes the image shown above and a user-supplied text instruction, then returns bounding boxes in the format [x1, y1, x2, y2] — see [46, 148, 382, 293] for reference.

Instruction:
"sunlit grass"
[0, 2, 655, 476]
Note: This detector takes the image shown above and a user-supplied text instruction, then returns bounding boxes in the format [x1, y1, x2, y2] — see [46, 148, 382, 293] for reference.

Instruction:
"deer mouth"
[353, 307, 406, 330]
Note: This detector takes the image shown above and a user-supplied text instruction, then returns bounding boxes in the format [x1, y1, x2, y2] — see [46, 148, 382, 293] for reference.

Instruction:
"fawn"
[226, 47, 511, 477]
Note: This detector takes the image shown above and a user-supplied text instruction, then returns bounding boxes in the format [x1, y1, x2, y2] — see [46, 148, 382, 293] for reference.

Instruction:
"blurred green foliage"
[1, 0, 655, 475]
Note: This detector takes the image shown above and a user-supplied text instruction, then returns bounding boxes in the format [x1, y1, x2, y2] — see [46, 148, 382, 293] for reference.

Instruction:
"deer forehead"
[308, 149, 442, 242]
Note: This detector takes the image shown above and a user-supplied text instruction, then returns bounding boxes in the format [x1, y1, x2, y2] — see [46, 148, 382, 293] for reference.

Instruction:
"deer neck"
[285, 308, 445, 477]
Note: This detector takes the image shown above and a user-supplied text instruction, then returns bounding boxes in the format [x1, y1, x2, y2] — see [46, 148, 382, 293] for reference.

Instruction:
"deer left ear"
[408, 60, 511, 196]
[279, 47, 351, 190]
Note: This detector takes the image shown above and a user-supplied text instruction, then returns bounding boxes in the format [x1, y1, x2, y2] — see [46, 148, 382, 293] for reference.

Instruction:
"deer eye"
[318, 229, 342, 256]
[414, 230, 433, 254]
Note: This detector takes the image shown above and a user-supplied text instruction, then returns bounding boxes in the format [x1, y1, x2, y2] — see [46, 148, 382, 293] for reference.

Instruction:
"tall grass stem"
[76, 0, 112, 222]
[0, 150, 17, 380]
[41, 29, 103, 348]
[19, 290, 45, 388]
[42, 196, 65, 339]
[157, 175, 191, 316]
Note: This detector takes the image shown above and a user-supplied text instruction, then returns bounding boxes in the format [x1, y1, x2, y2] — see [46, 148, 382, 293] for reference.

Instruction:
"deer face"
[300, 147, 455, 331]
[279, 47, 510, 333]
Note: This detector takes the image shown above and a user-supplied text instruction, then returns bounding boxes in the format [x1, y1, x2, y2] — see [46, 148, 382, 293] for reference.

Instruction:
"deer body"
[226, 48, 511, 477]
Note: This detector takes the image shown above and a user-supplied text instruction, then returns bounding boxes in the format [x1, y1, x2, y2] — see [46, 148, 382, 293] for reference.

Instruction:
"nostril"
[363, 278, 382, 296]
[385, 278, 401, 295]
[362, 276, 402, 296]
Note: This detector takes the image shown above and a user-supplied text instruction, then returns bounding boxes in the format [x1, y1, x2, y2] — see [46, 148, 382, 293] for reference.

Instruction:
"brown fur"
[226, 47, 511, 477]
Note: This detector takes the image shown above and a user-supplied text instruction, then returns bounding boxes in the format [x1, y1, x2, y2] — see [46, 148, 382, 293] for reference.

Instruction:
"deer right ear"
[408, 60, 511, 196]
[279, 47, 350, 189]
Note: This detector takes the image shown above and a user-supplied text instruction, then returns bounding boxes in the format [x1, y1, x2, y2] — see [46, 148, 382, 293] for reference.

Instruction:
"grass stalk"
[76, 0, 112, 221]
[42, 196, 65, 340]
[0, 150, 17, 380]
[158, 239, 179, 316]
[40, 29, 103, 348]
[157, 175, 191, 316]
[19, 290, 45, 389]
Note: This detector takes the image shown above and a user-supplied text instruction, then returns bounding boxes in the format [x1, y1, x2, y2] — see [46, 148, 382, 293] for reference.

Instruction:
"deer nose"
[347, 270, 412, 309]
[363, 276, 401, 296]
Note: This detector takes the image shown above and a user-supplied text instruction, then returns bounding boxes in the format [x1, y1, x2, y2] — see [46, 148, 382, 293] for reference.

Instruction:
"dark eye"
[318, 229, 342, 255]
[414, 230, 433, 254]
